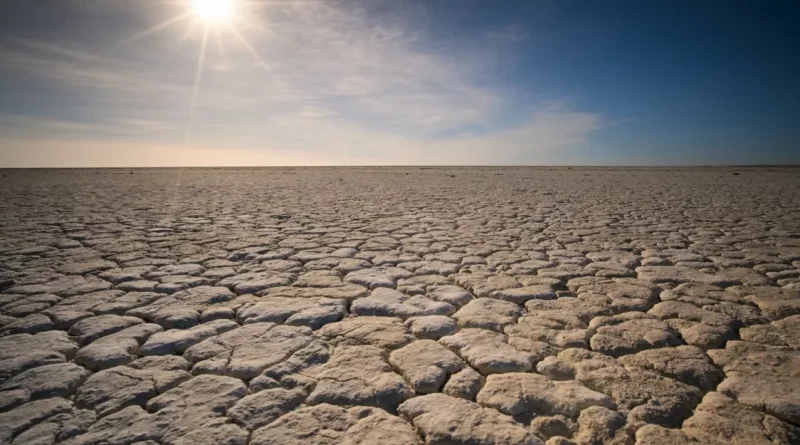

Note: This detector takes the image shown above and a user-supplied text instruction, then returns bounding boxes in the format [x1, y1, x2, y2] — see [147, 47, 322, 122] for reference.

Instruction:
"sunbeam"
[212, 28, 226, 57]
[227, 25, 274, 77]
[116, 12, 191, 47]
[186, 27, 210, 146]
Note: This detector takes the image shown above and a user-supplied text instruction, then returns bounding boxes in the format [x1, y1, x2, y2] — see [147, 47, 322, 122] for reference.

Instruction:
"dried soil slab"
[405, 315, 459, 339]
[0, 398, 91, 444]
[477, 372, 614, 419]
[426, 285, 474, 307]
[218, 271, 294, 295]
[708, 341, 800, 425]
[0, 293, 60, 318]
[714, 267, 773, 286]
[75, 366, 190, 417]
[68, 315, 144, 346]
[45, 290, 126, 329]
[489, 285, 556, 304]
[486, 251, 533, 267]
[660, 283, 769, 326]
[90, 291, 163, 316]
[508, 260, 557, 275]
[293, 270, 345, 288]
[506, 299, 600, 349]
[660, 283, 742, 305]
[635, 392, 800, 445]
[583, 261, 636, 278]
[129, 355, 190, 372]
[306, 345, 415, 412]
[127, 286, 237, 329]
[589, 313, 682, 357]
[635, 266, 736, 286]
[351, 288, 455, 319]
[396, 275, 451, 295]
[227, 387, 307, 430]
[140, 319, 239, 356]
[60, 374, 250, 445]
[0, 313, 53, 335]
[266, 284, 369, 302]
[537, 264, 589, 281]
[570, 277, 661, 312]
[648, 301, 738, 349]
[250, 404, 421, 445]
[619, 345, 724, 391]
[344, 267, 412, 289]
[1, 363, 88, 403]
[389, 340, 465, 393]
[237, 296, 347, 329]
[316, 316, 413, 350]
[99, 267, 152, 284]
[726, 285, 800, 320]
[185, 323, 317, 379]
[75, 323, 164, 370]
[139, 375, 249, 445]
[440, 328, 534, 374]
[398, 393, 543, 445]
[537, 348, 702, 428]
[0, 351, 67, 385]
[443, 367, 485, 401]
[0, 331, 78, 362]
[738, 314, 800, 347]
[416, 260, 460, 275]
[7, 275, 112, 297]
[572, 406, 630, 445]
[472, 275, 523, 298]
[527, 296, 613, 322]
[117, 280, 159, 292]
[452, 298, 523, 331]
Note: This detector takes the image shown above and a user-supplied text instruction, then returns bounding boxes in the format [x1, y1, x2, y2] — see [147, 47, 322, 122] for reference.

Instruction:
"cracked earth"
[1, 166, 799, 445]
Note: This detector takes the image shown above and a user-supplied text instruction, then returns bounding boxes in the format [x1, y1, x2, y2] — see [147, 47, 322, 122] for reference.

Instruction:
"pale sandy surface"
[0, 167, 799, 445]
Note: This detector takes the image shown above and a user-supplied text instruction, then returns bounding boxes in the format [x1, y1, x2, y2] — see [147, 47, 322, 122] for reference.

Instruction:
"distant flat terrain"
[1, 167, 799, 445]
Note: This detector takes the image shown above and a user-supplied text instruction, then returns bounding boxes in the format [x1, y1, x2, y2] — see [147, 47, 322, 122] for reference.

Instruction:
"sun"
[190, 0, 234, 25]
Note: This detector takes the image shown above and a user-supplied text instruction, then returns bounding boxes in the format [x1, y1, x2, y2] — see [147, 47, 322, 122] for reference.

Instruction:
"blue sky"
[0, 0, 798, 166]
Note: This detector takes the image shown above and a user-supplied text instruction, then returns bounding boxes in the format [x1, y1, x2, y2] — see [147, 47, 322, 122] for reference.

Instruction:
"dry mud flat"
[0, 166, 799, 445]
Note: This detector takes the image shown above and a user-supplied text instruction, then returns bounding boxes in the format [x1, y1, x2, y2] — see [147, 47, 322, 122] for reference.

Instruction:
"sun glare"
[190, 0, 234, 25]
[122, 0, 269, 145]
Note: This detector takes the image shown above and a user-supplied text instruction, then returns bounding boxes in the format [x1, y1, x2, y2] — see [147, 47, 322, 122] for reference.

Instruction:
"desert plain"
[0, 166, 799, 445]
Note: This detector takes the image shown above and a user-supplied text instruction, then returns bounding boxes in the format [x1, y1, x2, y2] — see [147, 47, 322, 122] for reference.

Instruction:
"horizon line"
[2, 164, 800, 170]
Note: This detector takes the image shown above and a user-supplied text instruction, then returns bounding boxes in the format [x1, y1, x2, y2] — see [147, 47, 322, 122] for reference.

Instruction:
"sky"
[0, 0, 798, 167]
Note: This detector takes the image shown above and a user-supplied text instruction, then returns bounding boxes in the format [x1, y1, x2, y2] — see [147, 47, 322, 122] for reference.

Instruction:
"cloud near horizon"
[0, 0, 602, 167]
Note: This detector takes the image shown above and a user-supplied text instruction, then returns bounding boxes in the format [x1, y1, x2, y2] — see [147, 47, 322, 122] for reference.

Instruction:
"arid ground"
[1, 167, 799, 445]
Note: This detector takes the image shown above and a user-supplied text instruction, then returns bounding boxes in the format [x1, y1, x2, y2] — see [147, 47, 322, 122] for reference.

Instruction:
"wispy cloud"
[0, 0, 602, 166]
[486, 23, 530, 44]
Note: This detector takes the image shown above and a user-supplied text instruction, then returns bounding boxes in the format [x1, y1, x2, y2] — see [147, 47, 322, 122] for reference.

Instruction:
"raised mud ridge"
[0, 166, 799, 445]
